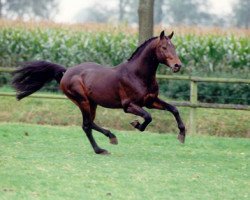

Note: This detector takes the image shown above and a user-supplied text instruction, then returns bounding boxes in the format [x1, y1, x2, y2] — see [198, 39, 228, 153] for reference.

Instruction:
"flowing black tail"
[12, 61, 66, 100]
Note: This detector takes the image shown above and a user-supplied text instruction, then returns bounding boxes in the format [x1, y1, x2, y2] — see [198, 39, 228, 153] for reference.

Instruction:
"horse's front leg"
[147, 98, 186, 143]
[124, 103, 152, 132]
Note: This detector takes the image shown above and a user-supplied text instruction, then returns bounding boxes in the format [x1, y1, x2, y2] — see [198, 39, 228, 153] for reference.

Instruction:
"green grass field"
[0, 123, 249, 200]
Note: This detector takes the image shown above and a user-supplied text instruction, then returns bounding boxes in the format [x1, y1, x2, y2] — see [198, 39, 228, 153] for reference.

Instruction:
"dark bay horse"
[12, 31, 186, 154]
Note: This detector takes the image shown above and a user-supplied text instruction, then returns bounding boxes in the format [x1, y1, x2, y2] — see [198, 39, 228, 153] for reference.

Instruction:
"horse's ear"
[160, 31, 165, 40]
[168, 31, 174, 39]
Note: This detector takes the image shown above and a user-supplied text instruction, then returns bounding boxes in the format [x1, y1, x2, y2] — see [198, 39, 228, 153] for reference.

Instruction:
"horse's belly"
[87, 83, 122, 108]
[90, 93, 122, 108]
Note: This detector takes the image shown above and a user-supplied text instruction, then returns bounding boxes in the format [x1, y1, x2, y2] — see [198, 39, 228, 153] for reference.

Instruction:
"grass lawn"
[0, 123, 249, 200]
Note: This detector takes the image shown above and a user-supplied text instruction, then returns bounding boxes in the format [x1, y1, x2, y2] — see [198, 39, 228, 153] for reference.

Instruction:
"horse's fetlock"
[139, 126, 146, 132]
[179, 124, 186, 133]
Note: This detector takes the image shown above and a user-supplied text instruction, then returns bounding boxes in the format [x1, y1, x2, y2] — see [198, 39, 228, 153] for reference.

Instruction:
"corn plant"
[0, 25, 249, 104]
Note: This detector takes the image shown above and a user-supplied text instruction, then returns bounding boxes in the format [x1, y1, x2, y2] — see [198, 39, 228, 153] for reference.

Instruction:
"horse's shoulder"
[149, 80, 159, 93]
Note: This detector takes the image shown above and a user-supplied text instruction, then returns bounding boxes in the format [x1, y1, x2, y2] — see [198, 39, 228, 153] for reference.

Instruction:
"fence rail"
[157, 74, 250, 84]
[0, 67, 249, 134]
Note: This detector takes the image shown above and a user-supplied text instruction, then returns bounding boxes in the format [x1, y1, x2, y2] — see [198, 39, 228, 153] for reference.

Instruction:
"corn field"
[0, 20, 249, 75]
[0, 20, 249, 104]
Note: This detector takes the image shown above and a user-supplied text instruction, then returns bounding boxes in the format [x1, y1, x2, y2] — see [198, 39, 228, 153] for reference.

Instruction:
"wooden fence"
[0, 67, 249, 134]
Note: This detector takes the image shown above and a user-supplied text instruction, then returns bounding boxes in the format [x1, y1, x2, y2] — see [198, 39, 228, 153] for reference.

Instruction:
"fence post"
[190, 79, 197, 134]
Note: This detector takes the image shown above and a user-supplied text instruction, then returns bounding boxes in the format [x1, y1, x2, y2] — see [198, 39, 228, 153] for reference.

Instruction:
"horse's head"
[155, 31, 182, 73]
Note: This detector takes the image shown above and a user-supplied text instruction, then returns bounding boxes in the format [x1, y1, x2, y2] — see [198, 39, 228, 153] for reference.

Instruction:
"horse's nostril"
[174, 63, 181, 68]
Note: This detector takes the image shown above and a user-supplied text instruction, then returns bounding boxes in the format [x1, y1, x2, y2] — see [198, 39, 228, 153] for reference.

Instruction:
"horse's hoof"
[100, 150, 110, 155]
[130, 120, 140, 128]
[95, 149, 110, 155]
[110, 137, 118, 145]
[178, 134, 185, 143]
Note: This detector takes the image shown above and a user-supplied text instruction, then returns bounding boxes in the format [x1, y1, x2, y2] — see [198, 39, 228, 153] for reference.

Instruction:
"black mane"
[128, 36, 158, 61]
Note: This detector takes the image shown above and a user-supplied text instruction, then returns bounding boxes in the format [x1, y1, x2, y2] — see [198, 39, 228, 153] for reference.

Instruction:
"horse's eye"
[162, 46, 167, 50]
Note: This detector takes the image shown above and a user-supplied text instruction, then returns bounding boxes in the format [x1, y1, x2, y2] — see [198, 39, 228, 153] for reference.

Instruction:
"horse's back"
[61, 62, 113, 80]
[64, 62, 112, 75]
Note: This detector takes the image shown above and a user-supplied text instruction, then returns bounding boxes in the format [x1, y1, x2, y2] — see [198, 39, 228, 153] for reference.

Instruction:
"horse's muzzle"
[172, 64, 181, 73]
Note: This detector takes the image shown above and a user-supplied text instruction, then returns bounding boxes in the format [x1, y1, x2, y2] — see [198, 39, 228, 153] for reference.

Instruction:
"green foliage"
[0, 27, 249, 104]
[173, 35, 250, 76]
[0, 123, 249, 199]
[0, 27, 136, 67]
[0, 27, 249, 73]
[159, 80, 250, 104]
[198, 82, 250, 104]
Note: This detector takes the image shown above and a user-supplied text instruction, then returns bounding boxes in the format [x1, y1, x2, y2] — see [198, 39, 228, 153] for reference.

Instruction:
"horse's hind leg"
[81, 111, 109, 155]
[90, 103, 118, 145]
[66, 87, 109, 155]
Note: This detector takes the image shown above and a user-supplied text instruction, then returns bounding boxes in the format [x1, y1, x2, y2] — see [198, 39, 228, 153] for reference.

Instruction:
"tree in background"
[118, 0, 138, 23]
[164, 0, 211, 25]
[234, 0, 250, 28]
[74, 0, 216, 27]
[119, 0, 127, 22]
[125, 0, 213, 26]
[0, 0, 58, 20]
[138, 0, 154, 44]
[76, 0, 138, 24]
[75, 4, 116, 23]
[154, 0, 163, 25]
[73, 0, 241, 28]
[0, 0, 2, 17]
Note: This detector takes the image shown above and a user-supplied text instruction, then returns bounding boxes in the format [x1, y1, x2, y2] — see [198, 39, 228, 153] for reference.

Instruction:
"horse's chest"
[132, 86, 159, 106]
[120, 77, 159, 106]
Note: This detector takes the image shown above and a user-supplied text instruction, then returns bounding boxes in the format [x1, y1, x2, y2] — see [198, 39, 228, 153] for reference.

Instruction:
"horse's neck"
[128, 47, 159, 82]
